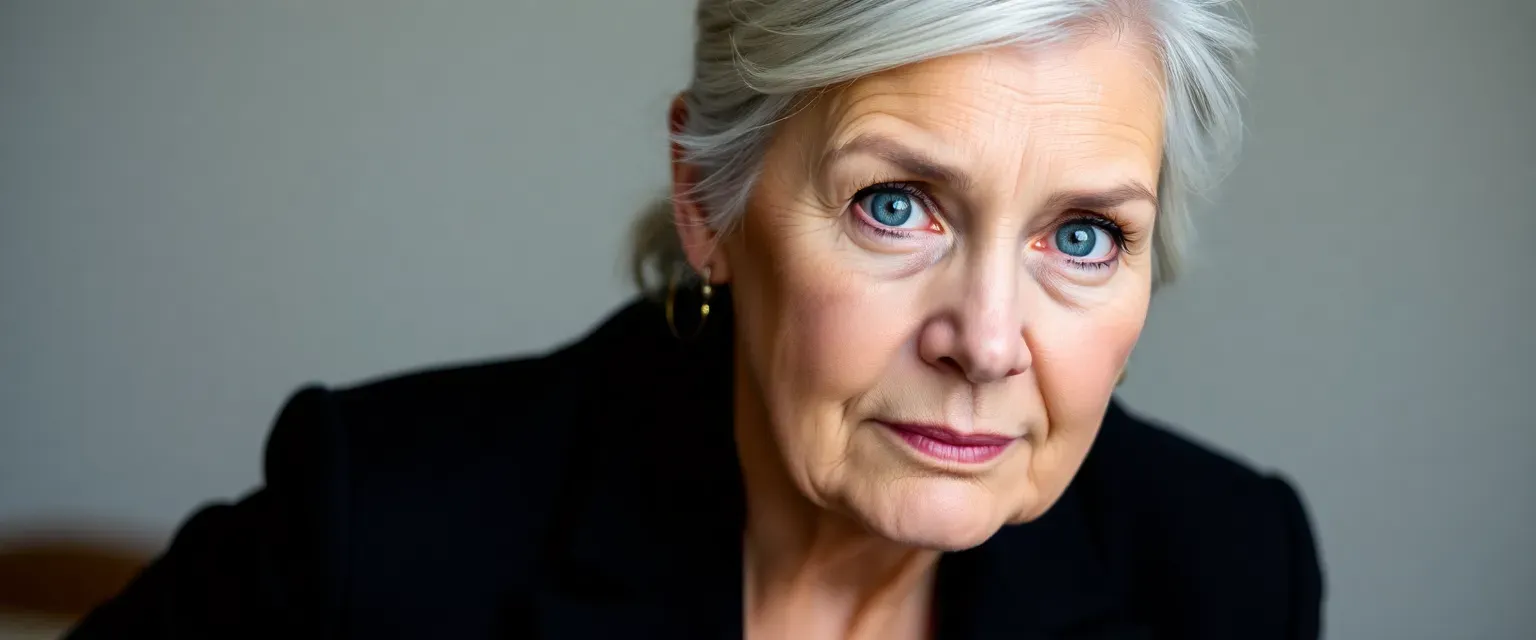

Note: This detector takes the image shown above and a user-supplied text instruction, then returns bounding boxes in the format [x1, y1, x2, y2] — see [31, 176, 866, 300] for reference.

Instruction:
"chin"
[859, 477, 1026, 551]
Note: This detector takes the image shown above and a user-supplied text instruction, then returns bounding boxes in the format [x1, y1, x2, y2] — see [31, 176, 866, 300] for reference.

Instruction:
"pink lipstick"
[880, 422, 1017, 464]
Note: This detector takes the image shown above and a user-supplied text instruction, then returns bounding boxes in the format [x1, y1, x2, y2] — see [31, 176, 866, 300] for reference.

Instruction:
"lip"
[879, 422, 1018, 464]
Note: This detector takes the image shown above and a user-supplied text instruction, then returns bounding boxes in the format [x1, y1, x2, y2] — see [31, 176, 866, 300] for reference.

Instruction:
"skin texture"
[672, 35, 1164, 640]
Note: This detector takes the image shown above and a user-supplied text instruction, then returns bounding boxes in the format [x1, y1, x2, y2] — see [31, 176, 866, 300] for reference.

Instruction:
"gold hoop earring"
[665, 265, 712, 340]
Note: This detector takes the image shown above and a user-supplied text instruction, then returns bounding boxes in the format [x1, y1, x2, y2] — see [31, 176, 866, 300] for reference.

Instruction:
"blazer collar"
[535, 294, 1127, 638]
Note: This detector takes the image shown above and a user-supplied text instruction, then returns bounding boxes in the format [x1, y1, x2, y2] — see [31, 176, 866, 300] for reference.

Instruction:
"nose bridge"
[954, 234, 1025, 381]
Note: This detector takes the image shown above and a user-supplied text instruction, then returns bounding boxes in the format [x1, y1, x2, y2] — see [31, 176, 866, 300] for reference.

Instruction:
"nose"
[917, 250, 1030, 384]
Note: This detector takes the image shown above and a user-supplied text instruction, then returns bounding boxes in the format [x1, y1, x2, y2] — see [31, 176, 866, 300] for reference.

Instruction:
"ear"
[669, 94, 731, 284]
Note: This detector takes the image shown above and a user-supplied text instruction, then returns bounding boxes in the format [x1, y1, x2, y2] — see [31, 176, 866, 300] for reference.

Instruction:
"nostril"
[937, 356, 965, 376]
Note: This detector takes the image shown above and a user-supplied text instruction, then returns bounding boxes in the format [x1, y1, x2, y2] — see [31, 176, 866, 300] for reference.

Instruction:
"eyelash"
[848, 181, 1136, 269]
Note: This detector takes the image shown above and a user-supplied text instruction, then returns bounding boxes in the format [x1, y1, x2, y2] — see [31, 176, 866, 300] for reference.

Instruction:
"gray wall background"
[2, 0, 1531, 637]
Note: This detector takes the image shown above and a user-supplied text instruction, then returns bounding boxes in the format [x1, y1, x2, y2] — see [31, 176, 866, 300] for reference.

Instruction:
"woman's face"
[712, 38, 1164, 550]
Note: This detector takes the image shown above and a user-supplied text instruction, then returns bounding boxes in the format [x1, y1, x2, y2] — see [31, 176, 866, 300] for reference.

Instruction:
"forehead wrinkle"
[801, 42, 1165, 215]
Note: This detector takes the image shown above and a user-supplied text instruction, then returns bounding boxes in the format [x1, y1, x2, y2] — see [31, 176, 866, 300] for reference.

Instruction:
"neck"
[734, 361, 940, 640]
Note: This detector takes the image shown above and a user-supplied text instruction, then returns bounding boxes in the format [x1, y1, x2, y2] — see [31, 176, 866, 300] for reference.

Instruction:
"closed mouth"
[878, 422, 1018, 464]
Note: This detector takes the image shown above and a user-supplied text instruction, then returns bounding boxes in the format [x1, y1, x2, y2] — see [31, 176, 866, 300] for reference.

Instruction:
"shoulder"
[256, 346, 574, 603]
[223, 299, 674, 634]
[264, 338, 566, 503]
[1089, 401, 1297, 512]
[1079, 401, 1324, 637]
[272, 300, 666, 573]
[277, 297, 662, 479]
[69, 301, 671, 638]
[1087, 401, 1316, 539]
[276, 296, 668, 486]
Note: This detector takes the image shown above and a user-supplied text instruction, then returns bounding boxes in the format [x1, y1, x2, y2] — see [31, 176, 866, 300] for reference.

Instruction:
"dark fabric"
[69, 296, 1324, 639]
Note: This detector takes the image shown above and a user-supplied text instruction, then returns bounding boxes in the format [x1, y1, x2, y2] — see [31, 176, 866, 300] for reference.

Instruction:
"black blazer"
[71, 297, 1324, 639]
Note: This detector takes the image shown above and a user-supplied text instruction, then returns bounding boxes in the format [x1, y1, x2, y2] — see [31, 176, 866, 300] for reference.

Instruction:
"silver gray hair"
[632, 0, 1253, 291]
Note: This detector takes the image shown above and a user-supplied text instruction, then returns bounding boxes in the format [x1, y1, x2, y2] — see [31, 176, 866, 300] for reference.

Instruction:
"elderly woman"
[73, 0, 1323, 638]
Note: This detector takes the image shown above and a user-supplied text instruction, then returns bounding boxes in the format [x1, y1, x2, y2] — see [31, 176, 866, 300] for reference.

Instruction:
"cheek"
[771, 266, 910, 415]
[1033, 308, 1143, 393]
[1030, 275, 1150, 403]
[1017, 289, 1147, 517]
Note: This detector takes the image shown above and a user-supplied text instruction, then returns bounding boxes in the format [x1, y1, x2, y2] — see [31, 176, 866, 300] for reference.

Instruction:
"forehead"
[814, 39, 1166, 186]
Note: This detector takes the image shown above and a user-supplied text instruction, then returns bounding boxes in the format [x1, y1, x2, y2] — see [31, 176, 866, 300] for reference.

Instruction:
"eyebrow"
[824, 133, 974, 192]
[1045, 182, 1160, 216]
[825, 133, 1159, 215]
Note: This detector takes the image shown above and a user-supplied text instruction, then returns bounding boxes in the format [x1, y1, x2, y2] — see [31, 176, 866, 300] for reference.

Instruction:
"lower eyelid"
[1068, 259, 1114, 271]
[848, 206, 912, 240]
[865, 224, 910, 239]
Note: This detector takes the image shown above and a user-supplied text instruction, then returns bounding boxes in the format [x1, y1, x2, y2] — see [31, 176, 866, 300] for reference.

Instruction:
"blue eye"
[868, 191, 913, 226]
[1053, 222, 1115, 260]
[856, 186, 934, 231]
